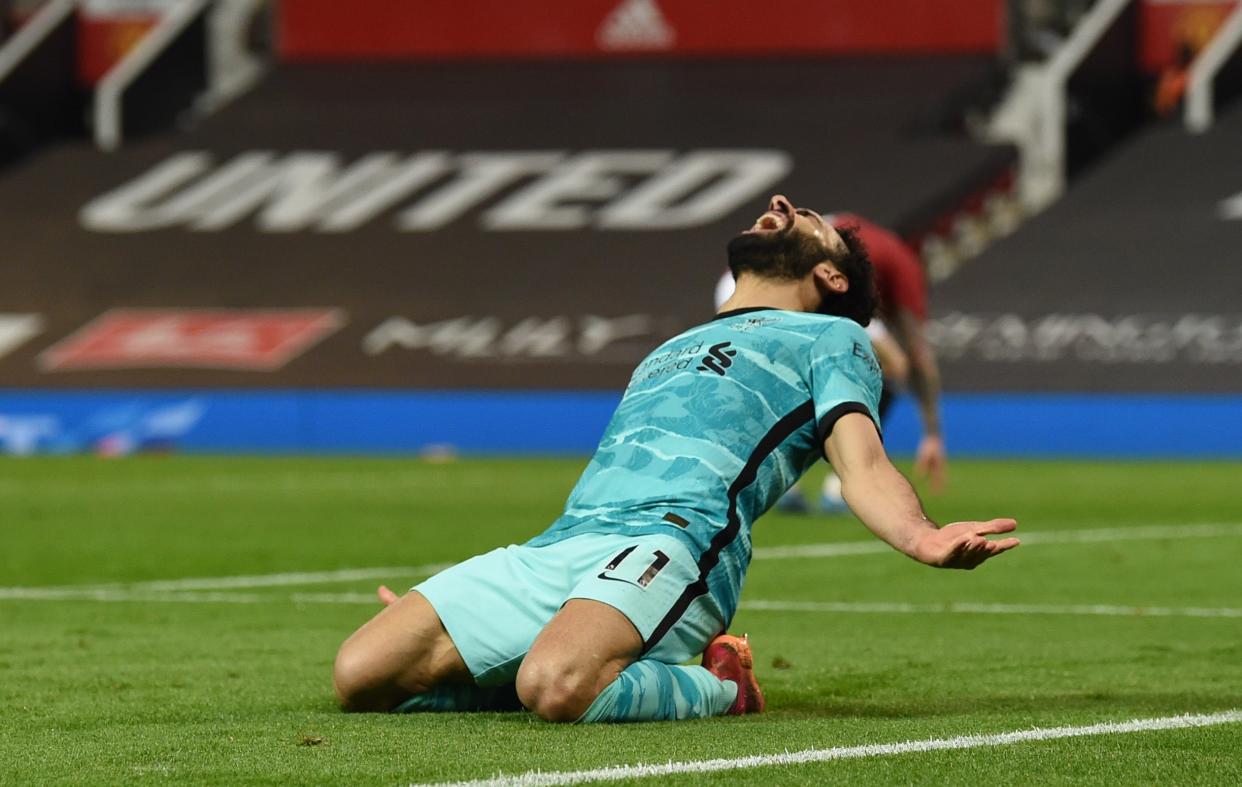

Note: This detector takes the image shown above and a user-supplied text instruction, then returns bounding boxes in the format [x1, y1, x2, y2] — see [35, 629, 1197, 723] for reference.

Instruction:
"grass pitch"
[1, 457, 1240, 785]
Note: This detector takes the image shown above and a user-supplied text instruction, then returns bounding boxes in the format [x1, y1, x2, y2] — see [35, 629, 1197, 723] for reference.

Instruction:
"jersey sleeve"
[806, 321, 884, 452]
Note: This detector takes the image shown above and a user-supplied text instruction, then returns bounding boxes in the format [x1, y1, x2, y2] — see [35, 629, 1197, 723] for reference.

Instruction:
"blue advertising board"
[1, 390, 1238, 458]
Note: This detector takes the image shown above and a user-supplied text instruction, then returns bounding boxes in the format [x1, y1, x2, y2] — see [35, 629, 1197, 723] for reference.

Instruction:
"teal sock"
[577, 660, 737, 723]
[392, 684, 522, 713]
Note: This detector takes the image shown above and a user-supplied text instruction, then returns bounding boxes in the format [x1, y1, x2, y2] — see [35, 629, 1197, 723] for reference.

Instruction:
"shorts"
[413, 532, 727, 686]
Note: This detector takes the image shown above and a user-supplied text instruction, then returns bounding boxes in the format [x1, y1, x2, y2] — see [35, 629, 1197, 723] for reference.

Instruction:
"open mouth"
[744, 210, 790, 234]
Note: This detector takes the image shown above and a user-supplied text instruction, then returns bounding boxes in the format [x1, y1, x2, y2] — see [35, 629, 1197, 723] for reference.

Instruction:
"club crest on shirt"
[728, 316, 782, 333]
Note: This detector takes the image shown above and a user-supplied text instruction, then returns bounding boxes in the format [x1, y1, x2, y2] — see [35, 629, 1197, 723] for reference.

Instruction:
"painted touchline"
[738, 600, 1242, 619]
[2, 587, 1239, 621]
[750, 522, 1242, 559]
[417, 710, 1242, 787]
[1, 522, 1239, 597]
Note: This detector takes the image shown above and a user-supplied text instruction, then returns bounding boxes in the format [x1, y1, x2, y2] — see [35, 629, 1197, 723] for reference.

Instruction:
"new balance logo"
[697, 342, 738, 376]
[597, 0, 675, 51]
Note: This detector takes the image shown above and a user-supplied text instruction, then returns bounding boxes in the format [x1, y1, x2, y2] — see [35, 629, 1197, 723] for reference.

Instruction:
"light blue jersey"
[527, 307, 882, 647]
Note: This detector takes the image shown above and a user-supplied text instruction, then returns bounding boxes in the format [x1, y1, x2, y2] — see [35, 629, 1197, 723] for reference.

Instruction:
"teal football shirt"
[527, 307, 883, 635]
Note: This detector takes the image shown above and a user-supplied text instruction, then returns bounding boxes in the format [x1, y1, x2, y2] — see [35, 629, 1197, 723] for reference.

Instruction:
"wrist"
[905, 518, 940, 562]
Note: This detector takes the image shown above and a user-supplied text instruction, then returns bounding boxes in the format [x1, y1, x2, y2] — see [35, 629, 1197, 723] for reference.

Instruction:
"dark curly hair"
[726, 223, 877, 327]
[816, 225, 877, 327]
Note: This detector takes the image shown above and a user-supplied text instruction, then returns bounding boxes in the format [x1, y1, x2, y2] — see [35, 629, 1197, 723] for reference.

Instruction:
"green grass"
[1, 457, 1240, 785]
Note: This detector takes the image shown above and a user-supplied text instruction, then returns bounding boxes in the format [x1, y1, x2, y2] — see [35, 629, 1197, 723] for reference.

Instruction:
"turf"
[1, 457, 1239, 785]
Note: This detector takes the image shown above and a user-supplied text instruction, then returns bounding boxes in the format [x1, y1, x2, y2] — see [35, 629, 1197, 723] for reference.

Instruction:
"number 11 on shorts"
[598, 545, 670, 588]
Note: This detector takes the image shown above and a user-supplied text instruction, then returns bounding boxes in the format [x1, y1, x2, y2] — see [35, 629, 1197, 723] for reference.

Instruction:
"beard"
[726, 230, 821, 280]
[725, 230, 869, 324]
[814, 288, 859, 320]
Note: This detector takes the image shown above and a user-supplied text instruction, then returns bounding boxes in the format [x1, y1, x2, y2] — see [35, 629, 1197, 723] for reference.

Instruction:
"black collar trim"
[713, 307, 779, 321]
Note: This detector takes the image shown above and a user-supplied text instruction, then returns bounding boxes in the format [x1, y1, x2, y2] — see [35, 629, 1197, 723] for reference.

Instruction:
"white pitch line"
[0, 588, 272, 603]
[0, 563, 451, 598]
[0, 588, 385, 605]
[751, 522, 1242, 559]
[1017, 522, 1242, 544]
[5, 587, 1240, 622]
[752, 540, 890, 558]
[127, 564, 451, 591]
[739, 600, 1242, 619]
[422, 710, 1242, 787]
[2, 522, 1239, 599]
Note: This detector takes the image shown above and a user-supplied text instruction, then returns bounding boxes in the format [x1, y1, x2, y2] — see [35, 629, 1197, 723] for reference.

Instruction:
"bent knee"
[332, 591, 471, 712]
[333, 641, 406, 712]
[515, 658, 601, 722]
[332, 643, 377, 711]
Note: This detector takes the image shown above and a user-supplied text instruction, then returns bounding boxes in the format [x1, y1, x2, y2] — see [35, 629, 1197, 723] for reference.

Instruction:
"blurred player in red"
[715, 211, 946, 511]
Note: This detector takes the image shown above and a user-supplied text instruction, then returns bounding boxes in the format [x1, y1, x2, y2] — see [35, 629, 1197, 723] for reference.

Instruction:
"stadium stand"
[0, 0, 80, 167]
[0, 57, 1013, 395]
[930, 97, 1242, 451]
[2, 0, 1238, 456]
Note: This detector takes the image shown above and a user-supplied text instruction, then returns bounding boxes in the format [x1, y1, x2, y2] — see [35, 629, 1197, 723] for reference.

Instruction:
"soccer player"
[333, 194, 1018, 723]
[715, 211, 947, 511]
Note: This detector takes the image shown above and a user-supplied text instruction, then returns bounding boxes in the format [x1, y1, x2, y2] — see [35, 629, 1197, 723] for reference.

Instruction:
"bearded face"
[725, 229, 827, 281]
[724, 195, 878, 327]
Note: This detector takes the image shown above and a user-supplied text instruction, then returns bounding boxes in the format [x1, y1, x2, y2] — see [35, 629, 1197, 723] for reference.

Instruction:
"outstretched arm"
[823, 413, 1017, 569]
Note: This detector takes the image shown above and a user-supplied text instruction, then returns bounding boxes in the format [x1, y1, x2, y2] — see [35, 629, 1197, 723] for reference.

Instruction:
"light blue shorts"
[413, 532, 726, 686]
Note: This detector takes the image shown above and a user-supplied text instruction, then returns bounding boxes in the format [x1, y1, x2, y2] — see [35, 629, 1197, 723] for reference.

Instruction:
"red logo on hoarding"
[40, 309, 344, 371]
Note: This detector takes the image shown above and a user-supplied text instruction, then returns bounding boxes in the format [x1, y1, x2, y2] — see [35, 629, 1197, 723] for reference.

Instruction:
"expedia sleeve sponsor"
[807, 321, 883, 443]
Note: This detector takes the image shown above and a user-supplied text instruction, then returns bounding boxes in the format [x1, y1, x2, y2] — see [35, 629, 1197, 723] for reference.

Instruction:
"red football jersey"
[831, 213, 928, 321]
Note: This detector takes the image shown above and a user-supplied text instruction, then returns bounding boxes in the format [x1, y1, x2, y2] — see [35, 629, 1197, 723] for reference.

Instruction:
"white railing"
[1185, 2, 1242, 133]
[0, 0, 75, 85]
[198, 0, 265, 114]
[94, 0, 209, 151]
[987, 0, 1133, 212]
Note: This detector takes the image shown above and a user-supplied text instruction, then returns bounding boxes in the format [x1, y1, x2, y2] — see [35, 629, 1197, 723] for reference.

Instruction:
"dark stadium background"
[0, 0, 1239, 457]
